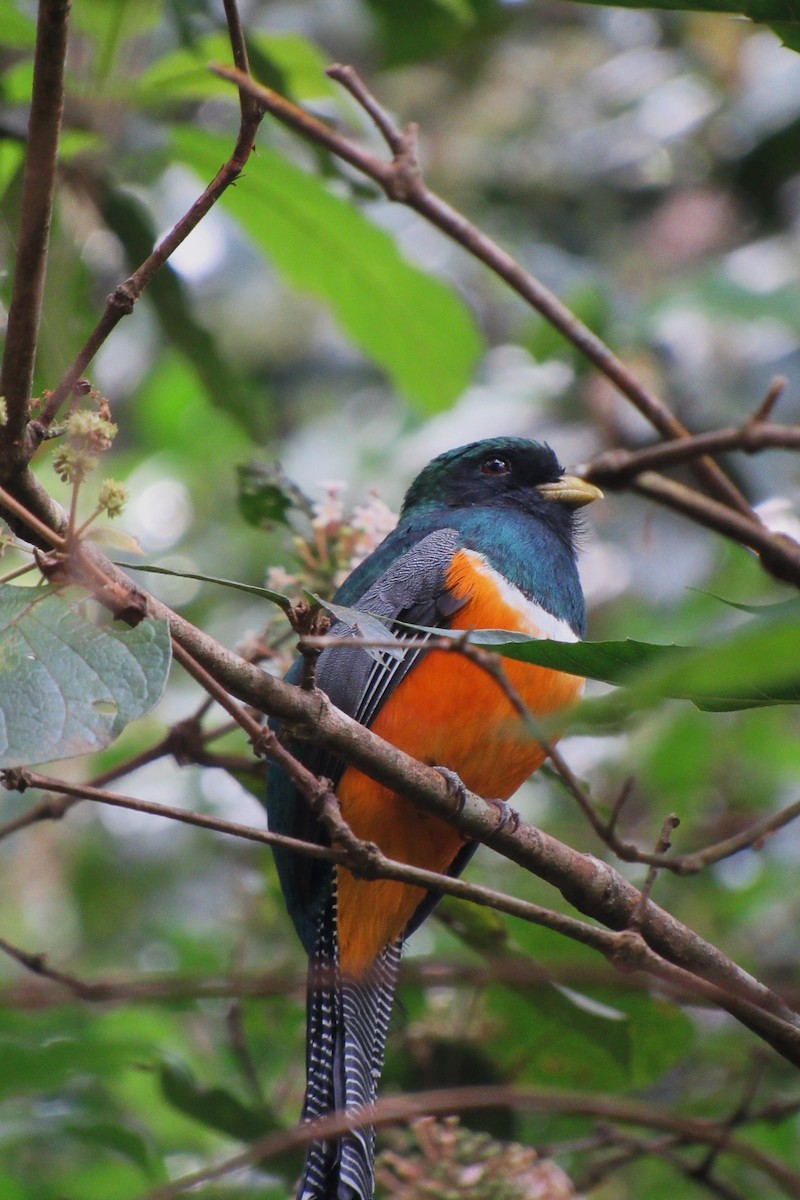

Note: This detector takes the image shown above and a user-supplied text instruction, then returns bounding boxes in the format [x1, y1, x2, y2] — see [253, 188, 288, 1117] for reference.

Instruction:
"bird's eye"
[480, 456, 511, 476]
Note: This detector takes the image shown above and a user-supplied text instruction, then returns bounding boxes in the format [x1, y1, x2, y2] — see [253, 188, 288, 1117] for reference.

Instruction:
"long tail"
[299, 901, 401, 1200]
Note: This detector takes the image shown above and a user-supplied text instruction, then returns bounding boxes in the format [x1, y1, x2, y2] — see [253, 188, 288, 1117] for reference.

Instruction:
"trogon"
[266, 437, 601, 1200]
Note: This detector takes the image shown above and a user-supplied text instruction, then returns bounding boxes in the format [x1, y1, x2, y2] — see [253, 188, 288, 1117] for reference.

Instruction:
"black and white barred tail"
[298, 895, 402, 1200]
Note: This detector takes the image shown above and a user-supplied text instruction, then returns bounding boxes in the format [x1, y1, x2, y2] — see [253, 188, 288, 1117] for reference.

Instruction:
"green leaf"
[696, 590, 800, 621]
[172, 127, 483, 412]
[0, 1034, 147, 1100]
[563, 0, 800, 51]
[120, 563, 291, 609]
[237, 461, 313, 529]
[137, 31, 337, 104]
[486, 982, 693, 1091]
[633, 618, 800, 711]
[64, 1121, 163, 1179]
[0, 1175, 25, 1200]
[389, 617, 800, 710]
[0, 0, 36, 48]
[0, 587, 171, 769]
[159, 1059, 271, 1142]
[436, 899, 632, 1073]
[772, 21, 800, 49]
[364, 0, 506, 67]
[0, 60, 33, 104]
[382, 613, 690, 687]
[71, 0, 161, 85]
[0, 142, 24, 202]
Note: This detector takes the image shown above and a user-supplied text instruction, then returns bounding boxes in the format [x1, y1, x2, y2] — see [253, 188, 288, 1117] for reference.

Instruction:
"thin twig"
[0, 559, 39, 585]
[692, 1059, 766, 1184]
[0, 703, 248, 847]
[171, 640, 266, 745]
[0, 957, 598, 1010]
[583, 419, 800, 484]
[4, 954, 800, 1018]
[0, 933, 105, 1001]
[1, 768, 334, 859]
[749, 375, 787, 424]
[208, 61, 800, 589]
[614, 797, 800, 876]
[607, 777, 635, 839]
[630, 815, 680, 928]
[226, 991, 266, 1106]
[30, 3, 266, 434]
[577, 1129, 748, 1200]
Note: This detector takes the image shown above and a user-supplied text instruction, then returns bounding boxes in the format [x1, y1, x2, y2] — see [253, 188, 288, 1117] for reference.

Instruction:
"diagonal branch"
[0, 511, 793, 1059]
[314, 634, 800, 881]
[5, 676, 800, 1069]
[208, 62, 800, 590]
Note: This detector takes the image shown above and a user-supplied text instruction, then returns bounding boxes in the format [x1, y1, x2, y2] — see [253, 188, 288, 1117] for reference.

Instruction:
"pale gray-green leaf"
[0, 586, 171, 768]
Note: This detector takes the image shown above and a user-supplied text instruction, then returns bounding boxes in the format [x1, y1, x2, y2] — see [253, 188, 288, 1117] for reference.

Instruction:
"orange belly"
[336, 548, 583, 976]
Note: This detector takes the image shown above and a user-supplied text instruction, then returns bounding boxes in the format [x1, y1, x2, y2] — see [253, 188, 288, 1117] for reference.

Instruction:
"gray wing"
[315, 527, 464, 776]
[318, 526, 480, 940]
[266, 526, 465, 952]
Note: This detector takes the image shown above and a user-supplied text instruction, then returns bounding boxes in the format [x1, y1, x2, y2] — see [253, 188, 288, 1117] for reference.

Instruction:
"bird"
[266, 436, 601, 1200]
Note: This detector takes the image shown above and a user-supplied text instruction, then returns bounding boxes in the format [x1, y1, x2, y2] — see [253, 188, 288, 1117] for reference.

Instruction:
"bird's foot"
[488, 798, 519, 835]
[432, 766, 469, 816]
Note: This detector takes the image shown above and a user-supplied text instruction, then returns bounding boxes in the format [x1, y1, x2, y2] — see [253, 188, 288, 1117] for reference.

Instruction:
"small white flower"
[311, 480, 347, 531]
[348, 492, 398, 568]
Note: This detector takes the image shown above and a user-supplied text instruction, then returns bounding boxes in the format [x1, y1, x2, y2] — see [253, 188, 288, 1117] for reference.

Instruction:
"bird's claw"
[432, 766, 469, 815]
[489, 798, 519, 835]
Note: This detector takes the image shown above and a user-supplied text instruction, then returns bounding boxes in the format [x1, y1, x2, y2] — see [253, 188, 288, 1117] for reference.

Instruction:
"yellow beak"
[536, 475, 604, 508]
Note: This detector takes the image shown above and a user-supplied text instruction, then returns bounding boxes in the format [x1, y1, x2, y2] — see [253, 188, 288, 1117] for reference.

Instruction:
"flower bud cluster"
[52, 408, 118, 484]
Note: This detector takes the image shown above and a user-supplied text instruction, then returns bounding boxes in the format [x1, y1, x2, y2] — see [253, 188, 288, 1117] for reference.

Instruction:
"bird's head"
[400, 437, 602, 523]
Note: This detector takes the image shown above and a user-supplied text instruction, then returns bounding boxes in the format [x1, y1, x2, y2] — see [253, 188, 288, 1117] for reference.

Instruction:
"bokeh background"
[1, 0, 800, 1196]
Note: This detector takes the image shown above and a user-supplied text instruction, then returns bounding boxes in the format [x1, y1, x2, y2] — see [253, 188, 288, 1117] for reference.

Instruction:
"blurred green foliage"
[2, 1, 800, 1197]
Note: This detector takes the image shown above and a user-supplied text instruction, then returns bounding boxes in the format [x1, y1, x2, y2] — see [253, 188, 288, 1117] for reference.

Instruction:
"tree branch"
[207, 61, 800, 589]
[0, 0, 70, 465]
[6, 758, 800, 1066]
[589, 791, 800, 876]
[306, 635, 800, 882]
[0, 16, 797, 1077]
[0, 510, 796, 1058]
[136, 1083, 800, 1200]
